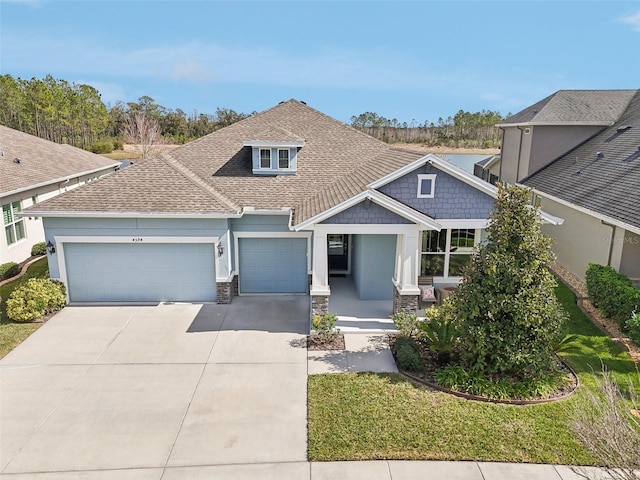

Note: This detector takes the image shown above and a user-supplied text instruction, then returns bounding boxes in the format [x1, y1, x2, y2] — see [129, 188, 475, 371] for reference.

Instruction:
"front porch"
[328, 275, 396, 333]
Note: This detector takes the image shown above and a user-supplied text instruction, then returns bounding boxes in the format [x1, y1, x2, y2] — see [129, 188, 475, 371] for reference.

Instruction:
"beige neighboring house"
[0, 125, 119, 265]
[489, 89, 640, 283]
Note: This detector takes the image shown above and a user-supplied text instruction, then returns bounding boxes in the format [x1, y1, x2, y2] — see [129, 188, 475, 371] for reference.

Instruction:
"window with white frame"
[278, 149, 290, 169]
[417, 174, 436, 198]
[421, 228, 478, 277]
[3, 201, 25, 246]
[259, 148, 272, 168]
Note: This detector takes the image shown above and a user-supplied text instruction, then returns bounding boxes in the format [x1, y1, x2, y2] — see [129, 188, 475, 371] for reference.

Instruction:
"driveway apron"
[0, 297, 309, 476]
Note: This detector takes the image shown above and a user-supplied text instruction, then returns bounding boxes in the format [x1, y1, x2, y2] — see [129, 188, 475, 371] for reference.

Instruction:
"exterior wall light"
[217, 242, 224, 257]
[46, 240, 56, 254]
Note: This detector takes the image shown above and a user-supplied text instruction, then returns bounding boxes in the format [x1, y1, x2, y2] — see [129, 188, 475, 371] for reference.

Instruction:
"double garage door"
[238, 237, 308, 294]
[65, 242, 217, 303]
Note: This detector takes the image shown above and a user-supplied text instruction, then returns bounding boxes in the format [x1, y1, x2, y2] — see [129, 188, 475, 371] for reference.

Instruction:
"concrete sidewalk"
[308, 333, 398, 374]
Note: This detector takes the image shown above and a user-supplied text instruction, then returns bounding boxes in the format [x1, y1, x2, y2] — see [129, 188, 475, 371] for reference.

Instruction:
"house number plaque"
[132, 238, 143, 242]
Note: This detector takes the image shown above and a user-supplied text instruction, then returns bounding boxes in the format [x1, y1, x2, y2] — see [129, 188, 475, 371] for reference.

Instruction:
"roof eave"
[522, 186, 640, 235]
[20, 210, 242, 219]
[1, 163, 120, 198]
[496, 121, 613, 128]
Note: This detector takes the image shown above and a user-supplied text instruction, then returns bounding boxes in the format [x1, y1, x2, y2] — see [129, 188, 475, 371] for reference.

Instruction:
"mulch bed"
[307, 333, 345, 351]
[389, 335, 579, 405]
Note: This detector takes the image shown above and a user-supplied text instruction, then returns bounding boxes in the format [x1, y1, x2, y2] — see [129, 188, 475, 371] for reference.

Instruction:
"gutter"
[18, 210, 242, 219]
[601, 220, 616, 266]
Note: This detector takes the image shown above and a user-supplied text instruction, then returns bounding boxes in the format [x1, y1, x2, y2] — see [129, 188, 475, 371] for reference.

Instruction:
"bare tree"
[571, 368, 640, 480]
[124, 111, 169, 160]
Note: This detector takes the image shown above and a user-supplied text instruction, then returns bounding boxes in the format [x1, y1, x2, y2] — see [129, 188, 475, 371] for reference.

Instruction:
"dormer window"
[260, 149, 272, 169]
[244, 139, 304, 175]
[278, 149, 290, 169]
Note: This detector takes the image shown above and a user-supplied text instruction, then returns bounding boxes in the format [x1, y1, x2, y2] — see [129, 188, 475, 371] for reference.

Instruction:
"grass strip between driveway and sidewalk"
[307, 280, 639, 464]
[0, 257, 49, 359]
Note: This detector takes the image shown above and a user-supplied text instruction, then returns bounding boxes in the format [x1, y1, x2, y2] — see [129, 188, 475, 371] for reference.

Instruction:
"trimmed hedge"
[585, 263, 640, 327]
[0, 262, 20, 281]
[31, 242, 47, 256]
[6, 278, 66, 322]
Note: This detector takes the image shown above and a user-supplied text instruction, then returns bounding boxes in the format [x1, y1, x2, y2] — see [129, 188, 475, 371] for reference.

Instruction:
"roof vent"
[617, 125, 632, 132]
[596, 152, 604, 160]
[13, 157, 21, 164]
[300, 100, 306, 105]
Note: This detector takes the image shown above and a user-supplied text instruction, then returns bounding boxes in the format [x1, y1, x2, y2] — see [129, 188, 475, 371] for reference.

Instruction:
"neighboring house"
[490, 90, 640, 283]
[25, 100, 561, 318]
[0, 126, 120, 265]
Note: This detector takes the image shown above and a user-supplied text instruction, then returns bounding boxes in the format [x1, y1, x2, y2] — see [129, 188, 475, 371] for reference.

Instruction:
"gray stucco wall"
[320, 200, 412, 224]
[351, 234, 396, 300]
[378, 164, 495, 219]
[43, 217, 230, 279]
[539, 197, 612, 282]
[620, 231, 640, 280]
[529, 125, 604, 177]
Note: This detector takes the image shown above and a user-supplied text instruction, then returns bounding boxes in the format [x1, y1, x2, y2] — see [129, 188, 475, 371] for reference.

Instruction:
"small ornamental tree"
[453, 184, 566, 379]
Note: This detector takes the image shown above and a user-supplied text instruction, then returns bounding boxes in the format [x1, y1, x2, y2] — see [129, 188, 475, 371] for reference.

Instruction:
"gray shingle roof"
[0, 125, 119, 195]
[501, 90, 637, 125]
[523, 91, 640, 230]
[32, 99, 427, 223]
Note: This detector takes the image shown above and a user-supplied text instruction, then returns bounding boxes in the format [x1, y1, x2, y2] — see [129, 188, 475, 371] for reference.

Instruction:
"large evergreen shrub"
[453, 184, 566, 379]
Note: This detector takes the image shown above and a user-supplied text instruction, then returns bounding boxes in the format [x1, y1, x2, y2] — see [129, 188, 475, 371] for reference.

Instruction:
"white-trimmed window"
[417, 174, 436, 198]
[3, 201, 25, 246]
[278, 149, 290, 169]
[259, 148, 272, 169]
[421, 228, 478, 277]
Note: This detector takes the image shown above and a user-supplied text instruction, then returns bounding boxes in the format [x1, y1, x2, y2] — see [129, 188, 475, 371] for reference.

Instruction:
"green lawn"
[0, 257, 49, 358]
[308, 280, 639, 464]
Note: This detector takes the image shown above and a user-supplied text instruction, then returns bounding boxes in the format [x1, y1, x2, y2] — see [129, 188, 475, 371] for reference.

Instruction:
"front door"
[328, 234, 349, 273]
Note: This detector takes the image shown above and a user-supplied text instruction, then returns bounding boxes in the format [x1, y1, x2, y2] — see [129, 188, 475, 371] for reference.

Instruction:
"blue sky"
[1, 0, 639, 123]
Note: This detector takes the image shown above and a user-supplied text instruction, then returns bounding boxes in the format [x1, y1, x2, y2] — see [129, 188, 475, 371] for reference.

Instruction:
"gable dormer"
[243, 126, 304, 176]
[244, 141, 304, 175]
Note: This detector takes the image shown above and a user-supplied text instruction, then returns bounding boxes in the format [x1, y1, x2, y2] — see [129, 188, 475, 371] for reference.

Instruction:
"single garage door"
[238, 237, 308, 294]
[64, 242, 216, 302]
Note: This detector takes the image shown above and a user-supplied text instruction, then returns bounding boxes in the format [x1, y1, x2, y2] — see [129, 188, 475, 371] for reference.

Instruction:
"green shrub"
[6, 278, 66, 322]
[391, 311, 420, 338]
[453, 185, 566, 380]
[31, 242, 47, 256]
[392, 335, 419, 355]
[90, 140, 114, 154]
[113, 139, 124, 150]
[418, 300, 461, 361]
[0, 262, 19, 281]
[435, 364, 571, 400]
[586, 264, 640, 326]
[312, 312, 339, 341]
[626, 311, 640, 345]
[396, 344, 423, 371]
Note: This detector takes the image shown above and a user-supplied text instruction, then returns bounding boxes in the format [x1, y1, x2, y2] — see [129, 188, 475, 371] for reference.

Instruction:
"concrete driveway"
[0, 297, 310, 478]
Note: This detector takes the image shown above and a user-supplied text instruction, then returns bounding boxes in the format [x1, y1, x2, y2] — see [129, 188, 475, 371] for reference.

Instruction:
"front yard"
[0, 257, 49, 358]
[308, 280, 639, 464]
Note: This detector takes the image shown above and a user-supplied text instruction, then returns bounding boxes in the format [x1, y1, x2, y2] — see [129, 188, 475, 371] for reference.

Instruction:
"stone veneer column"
[311, 295, 329, 318]
[232, 275, 239, 296]
[216, 281, 233, 304]
[392, 286, 418, 315]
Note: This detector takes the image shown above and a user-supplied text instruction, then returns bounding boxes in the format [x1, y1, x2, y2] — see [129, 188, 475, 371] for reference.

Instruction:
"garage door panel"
[238, 238, 307, 294]
[65, 243, 216, 302]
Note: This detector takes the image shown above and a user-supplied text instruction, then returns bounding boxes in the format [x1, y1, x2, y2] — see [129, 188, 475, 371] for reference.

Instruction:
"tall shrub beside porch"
[453, 184, 566, 379]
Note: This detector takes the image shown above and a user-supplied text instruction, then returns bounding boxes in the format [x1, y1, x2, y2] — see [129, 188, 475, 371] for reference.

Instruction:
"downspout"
[601, 220, 616, 266]
[515, 126, 525, 183]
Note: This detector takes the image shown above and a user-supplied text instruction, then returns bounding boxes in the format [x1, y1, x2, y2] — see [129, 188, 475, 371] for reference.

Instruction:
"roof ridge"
[160, 153, 240, 212]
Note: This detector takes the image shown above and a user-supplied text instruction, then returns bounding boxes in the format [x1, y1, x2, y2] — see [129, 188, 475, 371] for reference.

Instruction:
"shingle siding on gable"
[320, 200, 412, 224]
[378, 165, 495, 219]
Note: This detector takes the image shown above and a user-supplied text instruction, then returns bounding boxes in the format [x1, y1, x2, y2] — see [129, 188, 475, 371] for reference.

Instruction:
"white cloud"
[619, 10, 640, 31]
